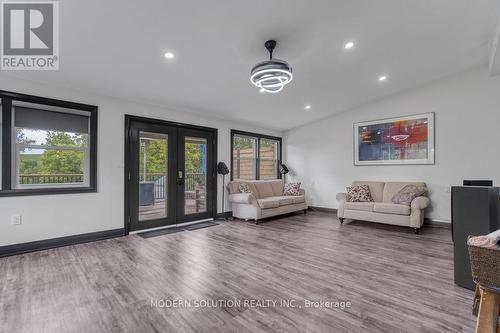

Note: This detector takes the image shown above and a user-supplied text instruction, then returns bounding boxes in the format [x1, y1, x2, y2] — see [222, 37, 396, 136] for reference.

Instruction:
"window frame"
[0, 90, 98, 196]
[230, 129, 282, 181]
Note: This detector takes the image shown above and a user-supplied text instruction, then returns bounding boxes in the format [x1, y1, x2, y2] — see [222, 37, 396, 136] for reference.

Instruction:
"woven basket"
[467, 238, 500, 290]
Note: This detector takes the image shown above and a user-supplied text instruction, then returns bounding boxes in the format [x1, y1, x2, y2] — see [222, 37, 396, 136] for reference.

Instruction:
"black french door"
[125, 116, 217, 232]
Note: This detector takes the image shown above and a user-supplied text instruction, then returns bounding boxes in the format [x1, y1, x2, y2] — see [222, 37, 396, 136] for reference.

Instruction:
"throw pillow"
[392, 185, 427, 205]
[346, 185, 373, 202]
[283, 182, 301, 196]
[239, 183, 252, 193]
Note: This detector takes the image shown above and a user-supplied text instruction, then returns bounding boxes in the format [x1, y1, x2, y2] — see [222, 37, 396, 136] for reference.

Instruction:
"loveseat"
[336, 181, 429, 233]
[227, 179, 308, 224]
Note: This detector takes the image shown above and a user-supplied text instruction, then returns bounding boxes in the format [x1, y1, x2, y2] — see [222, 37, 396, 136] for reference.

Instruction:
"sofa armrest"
[299, 188, 305, 196]
[336, 192, 347, 202]
[228, 193, 256, 205]
[411, 196, 429, 210]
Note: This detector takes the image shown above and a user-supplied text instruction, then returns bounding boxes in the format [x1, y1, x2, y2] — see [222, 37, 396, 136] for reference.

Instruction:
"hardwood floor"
[0, 211, 475, 333]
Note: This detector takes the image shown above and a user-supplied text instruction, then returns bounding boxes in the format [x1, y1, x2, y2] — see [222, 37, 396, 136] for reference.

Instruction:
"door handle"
[177, 171, 184, 185]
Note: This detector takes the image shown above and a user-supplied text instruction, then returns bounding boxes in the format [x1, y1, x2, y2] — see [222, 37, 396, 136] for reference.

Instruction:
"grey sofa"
[336, 181, 429, 233]
[227, 179, 308, 224]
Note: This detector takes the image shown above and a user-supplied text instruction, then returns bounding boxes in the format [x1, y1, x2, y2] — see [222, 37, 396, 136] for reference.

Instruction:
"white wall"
[0, 76, 281, 246]
[284, 67, 500, 222]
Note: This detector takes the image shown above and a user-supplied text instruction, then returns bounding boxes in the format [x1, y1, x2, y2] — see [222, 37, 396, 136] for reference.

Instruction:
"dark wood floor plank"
[0, 212, 475, 333]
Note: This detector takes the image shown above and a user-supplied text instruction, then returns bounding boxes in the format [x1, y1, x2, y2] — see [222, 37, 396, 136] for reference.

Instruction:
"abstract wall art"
[354, 113, 434, 165]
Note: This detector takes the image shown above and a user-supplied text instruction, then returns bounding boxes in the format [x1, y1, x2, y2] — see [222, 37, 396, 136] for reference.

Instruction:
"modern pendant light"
[250, 40, 293, 93]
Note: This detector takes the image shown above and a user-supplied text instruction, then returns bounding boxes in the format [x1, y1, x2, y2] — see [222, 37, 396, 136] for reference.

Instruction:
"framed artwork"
[354, 113, 434, 165]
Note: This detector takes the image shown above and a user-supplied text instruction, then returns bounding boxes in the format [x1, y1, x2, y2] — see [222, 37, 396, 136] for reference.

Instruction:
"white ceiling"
[4, 0, 500, 131]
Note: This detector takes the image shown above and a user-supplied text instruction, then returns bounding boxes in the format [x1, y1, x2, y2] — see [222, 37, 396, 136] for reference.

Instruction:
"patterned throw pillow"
[392, 185, 427, 205]
[283, 182, 301, 196]
[346, 185, 373, 202]
[239, 183, 252, 193]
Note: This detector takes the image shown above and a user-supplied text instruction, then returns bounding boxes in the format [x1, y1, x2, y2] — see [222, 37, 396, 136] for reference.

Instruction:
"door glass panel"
[232, 135, 257, 180]
[184, 136, 207, 215]
[139, 131, 168, 221]
[259, 138, 279, 179]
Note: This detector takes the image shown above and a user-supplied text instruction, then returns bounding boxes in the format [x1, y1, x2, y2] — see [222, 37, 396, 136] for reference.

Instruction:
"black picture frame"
[0, 90, 98, 196]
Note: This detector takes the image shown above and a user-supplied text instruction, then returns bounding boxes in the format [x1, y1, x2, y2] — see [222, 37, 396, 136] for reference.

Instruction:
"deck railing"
[19, 174, 84, 185]
[140, 173, 206, 199]
[19, 173, 205, 200]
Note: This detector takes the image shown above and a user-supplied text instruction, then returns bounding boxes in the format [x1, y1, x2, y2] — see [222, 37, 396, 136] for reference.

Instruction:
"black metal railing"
[20, 173, 206, 201]
[19, 174, 84, 185]
[139, 173, 205, 200]
[140, 173, 166, 199]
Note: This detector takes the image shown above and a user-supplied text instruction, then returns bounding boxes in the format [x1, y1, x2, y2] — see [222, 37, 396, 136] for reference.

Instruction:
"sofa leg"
[339, 218, 344, 224]
[414, 228, 419, 234]
[254, 219, 259, 225]
[303, 209, 307, 214]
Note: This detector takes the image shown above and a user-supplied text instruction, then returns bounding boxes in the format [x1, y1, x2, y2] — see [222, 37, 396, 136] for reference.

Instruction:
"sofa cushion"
[228, 181, 257, 196]
[273, 196, 295, 206]
[392, 184, 427, 205]
[284, 182, 301, 196]
[346, 185, 373, 202]
[227, 181, 240, 194]
[239, 183, 252, 193]
[254, 182, 274, 198]
[373, 203, 411, 215]
[257, 197, 280, 209]
[352, 181, 385, 202]
[292, 195, 306, 204]
[382, 182, 426, 203]
[270, 180, 285, 196]
[344, 202, 374, 212]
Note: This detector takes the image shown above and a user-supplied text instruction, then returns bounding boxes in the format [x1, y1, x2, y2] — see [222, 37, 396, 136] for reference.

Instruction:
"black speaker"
[217, 162, 229, 175]
[451, 186, 500, 289]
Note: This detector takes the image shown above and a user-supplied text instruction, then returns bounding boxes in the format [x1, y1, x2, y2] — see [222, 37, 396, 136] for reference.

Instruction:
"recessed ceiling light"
[164, 52, 174, 59]
[305, 105, 311, 110]
[344, 41, 355, 49]
[378, 75, 387, 82]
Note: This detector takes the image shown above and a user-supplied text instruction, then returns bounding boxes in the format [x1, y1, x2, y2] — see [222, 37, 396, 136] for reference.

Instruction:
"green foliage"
[20, 155, 40, 174]
[233, 136, 254, 150]
[140, 139, 168, 174]
[19, 131, 86, 175]
[185, 143, 202, 174]
[40, 150, 84, 174]
[139, 138, 204, 175]
[19, 131, 207, 177]
[45, 131, 86, 147]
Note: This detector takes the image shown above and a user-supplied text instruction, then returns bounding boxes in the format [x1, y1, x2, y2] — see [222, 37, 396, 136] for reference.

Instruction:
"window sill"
[0, 186, 97, 197]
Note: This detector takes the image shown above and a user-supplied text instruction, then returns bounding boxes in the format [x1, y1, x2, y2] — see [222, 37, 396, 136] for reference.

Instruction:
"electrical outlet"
[11, 214, 22, 225]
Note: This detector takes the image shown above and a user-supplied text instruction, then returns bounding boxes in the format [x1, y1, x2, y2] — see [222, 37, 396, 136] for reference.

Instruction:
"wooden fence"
[233, 147, 277, 179]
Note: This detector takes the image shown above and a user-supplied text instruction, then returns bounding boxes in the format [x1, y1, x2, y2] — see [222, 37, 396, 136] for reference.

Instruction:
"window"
[231, 130, 281, 180]
[232, 134, 257, 180]
[0, 91, 97, 196]
[259, 138, 280, 179]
